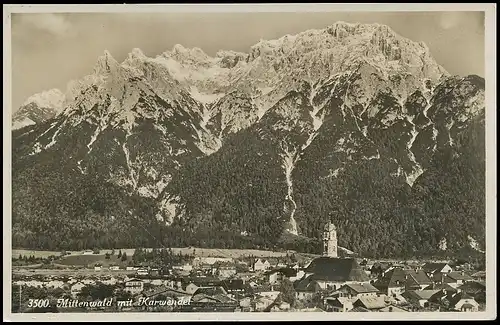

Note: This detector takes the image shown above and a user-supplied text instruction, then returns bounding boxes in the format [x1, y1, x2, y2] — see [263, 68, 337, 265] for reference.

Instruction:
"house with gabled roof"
[189, 292, 239, 312]
[141, 285, 190, 300]
[124, 278, 144, 295]
[252, 296, 277, 312]
[379, 305, 409, 312]
[422, 262, 452, 274]
[269, 301, 291, 312]
[46, 280, 65, 289]
[458, 281, 486, 303]
[429, 283, 459, 296]
[422, 262, 453, 282]
[384, 293, 408, 306]
[443, 271, 474, 288]
[220, 279, 246, 296]
[471, 271, 486, 281]
[402, 289, 441, 308]
[253, 259, 271, 272]
[70, 281, 86, 298]
[185, 282, 199, 295]
[338, 283, 379, 299]
[265, 267, 298, 285]
[448, 291, 479, 312]
[324, 297, 355, 312]
[193, 286, 228, 297]
[294, 275, 321, 302]
[373, 267, 432, 296]
[405, 269, 433, 290]
[349, 306, 371, 312]
[189, 276, 221, 288]
[217, 266, 237, 279]
[352, 296, 387, 311]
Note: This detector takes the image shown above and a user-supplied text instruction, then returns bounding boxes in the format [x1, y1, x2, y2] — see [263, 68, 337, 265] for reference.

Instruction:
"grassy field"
[12, 268, 136, 277]
[12, 250, 61, 259]
[56, 254, 132, 267]
[13, 247, 303, 260]
[11, 247, 320, 269]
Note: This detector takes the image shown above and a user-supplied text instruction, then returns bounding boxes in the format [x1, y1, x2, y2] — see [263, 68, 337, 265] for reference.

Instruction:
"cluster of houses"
[13, 257, 486, 313]
[287, 223, 486, 313]
[13, 225, 486, 313]
[320, 261, 486, 313]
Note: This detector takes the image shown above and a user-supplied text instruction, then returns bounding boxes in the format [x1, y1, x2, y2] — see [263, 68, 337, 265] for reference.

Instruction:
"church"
[296, 221, 370, 291]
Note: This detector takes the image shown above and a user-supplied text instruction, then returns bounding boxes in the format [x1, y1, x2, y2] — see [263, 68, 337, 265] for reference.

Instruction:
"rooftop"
[349, 306, 371, 312]
[403, 289, 441, 301]
[449, 291, 476, 307]
[354, 296, 387, 310]
[422, 262, 449, 273]
[374, 267, 432, 289]
[446, 271, 474, 281]
[343, 282, 379, 294]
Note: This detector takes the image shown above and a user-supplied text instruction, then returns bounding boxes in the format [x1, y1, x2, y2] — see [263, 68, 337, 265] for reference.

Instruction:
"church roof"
[304, 257, 369, 282]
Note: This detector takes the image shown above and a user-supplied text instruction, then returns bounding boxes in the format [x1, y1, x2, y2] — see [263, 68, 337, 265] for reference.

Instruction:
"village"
[11, 222, 486, 313]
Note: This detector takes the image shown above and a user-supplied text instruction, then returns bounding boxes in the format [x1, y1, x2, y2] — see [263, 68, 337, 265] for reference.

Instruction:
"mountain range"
[11, 22, 485, 258]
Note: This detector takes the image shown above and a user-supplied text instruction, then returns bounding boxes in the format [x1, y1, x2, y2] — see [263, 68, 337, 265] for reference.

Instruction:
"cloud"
[439, 12, 463, 30]
[19, 13, 73, 37]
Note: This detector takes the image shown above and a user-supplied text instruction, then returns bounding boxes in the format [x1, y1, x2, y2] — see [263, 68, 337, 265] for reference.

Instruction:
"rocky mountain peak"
[128, 47, 147, 60]
[93, 49, 120, 75]
[165, 44, 212, 64]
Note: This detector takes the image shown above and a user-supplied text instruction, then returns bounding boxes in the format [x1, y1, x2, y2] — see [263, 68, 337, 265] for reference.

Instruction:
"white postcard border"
[3, 3, 497, 322]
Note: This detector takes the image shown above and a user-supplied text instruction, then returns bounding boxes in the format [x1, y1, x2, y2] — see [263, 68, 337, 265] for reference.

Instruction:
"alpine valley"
[11, 22, 485, 258]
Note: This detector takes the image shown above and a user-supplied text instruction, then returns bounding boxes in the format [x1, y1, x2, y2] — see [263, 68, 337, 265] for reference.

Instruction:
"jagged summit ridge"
[11, 21, 447, 135]
[72, 21, 447, 93]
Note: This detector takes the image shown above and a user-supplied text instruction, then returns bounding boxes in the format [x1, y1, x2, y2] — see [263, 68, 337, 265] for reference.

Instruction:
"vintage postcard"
[3, 3, 496, 322]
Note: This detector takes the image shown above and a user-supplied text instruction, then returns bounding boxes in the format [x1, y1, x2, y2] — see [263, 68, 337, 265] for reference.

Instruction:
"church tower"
[323, 221, 338, 258]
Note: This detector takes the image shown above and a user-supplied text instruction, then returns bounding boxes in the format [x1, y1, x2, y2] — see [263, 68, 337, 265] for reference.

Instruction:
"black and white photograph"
[3, 4, 496, 321]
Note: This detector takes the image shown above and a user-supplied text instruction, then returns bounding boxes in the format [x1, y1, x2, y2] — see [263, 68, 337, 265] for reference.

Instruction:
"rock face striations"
[12, 22, 485, 257]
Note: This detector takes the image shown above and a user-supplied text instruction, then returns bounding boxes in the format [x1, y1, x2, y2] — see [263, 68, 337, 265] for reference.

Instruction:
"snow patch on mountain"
[468, 235, 485, 253]
[280, 142, 299, 236]
[29, 142, 42, 156]
[121, 134, 138, 191]
[159, 195, 182, 225]
[363, 150, 381, 160]
[405, 165, 424, 187]
[189, 86, 225, 105]
[321, 167, 344, 179]
[439, 237, 447, 251]
[405, 117, 424, 186]
[44, 126, 63, 149]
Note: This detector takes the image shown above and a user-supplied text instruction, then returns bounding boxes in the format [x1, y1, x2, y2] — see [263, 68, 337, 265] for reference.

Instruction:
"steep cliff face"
[11, 22, 485, 257]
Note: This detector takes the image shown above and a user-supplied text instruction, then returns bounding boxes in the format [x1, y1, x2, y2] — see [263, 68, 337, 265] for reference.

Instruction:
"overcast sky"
[10, 11, 485, 111]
